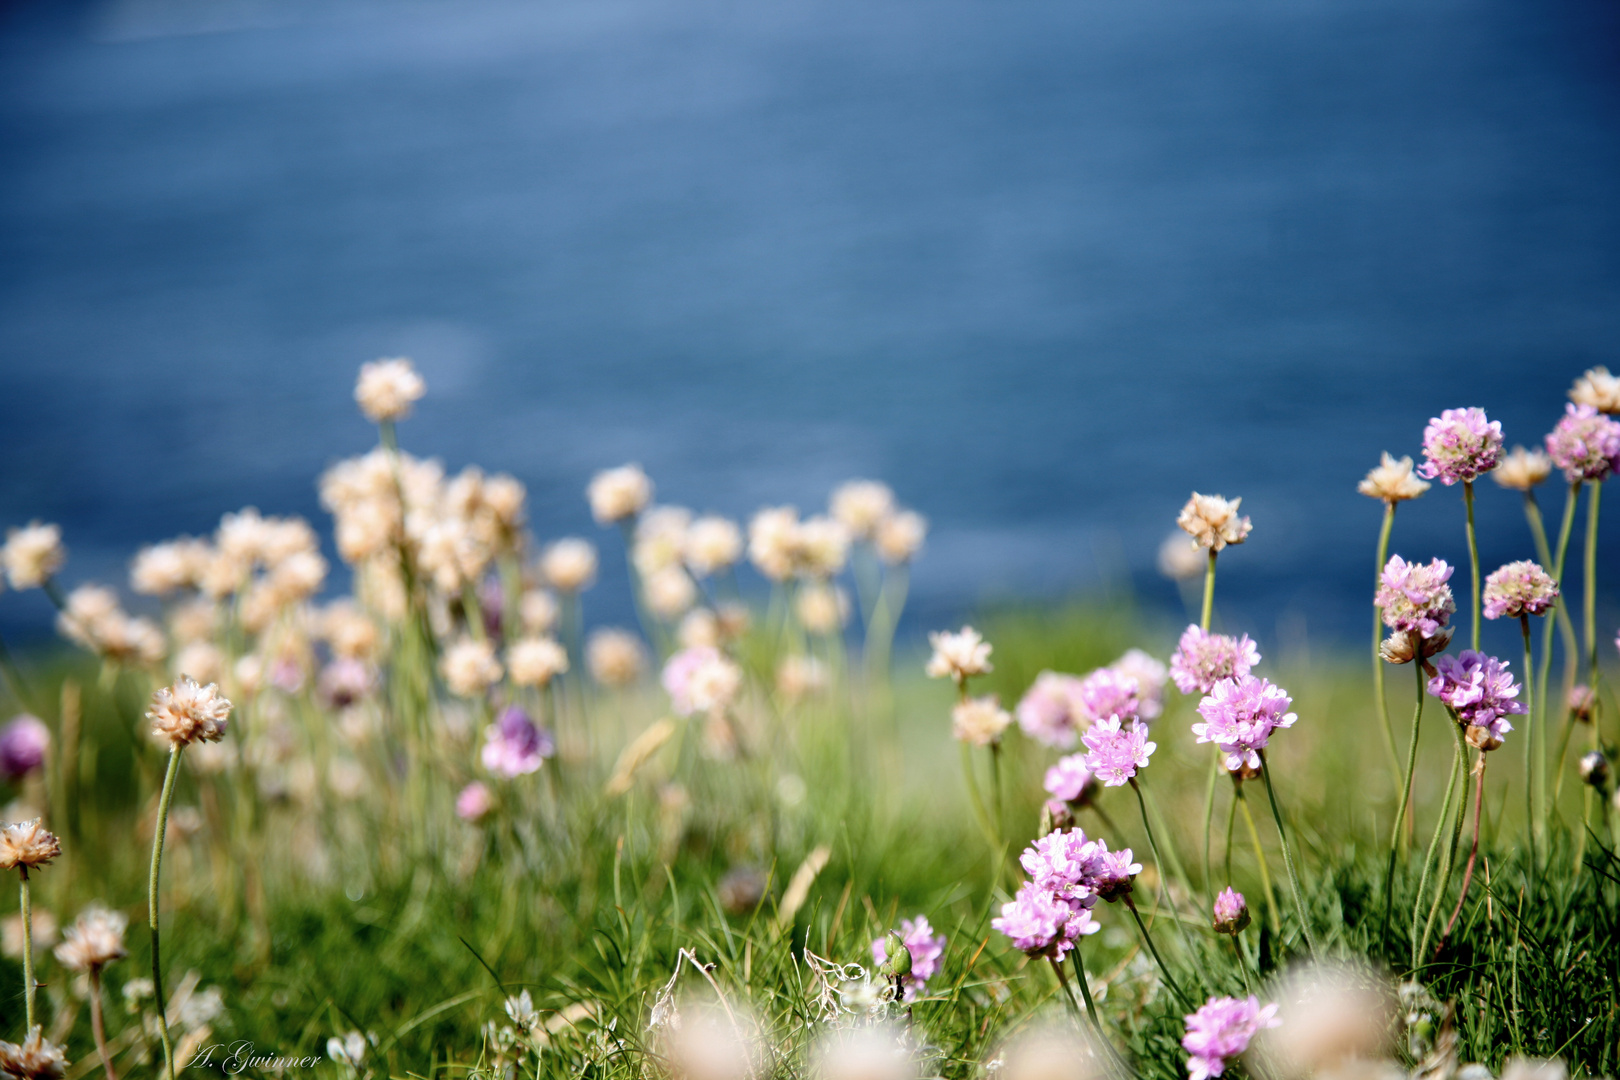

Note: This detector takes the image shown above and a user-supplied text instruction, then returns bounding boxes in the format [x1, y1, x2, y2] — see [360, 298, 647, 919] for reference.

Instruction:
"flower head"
[1114, 649, 1169, 722]
[1545, 403, 1620, 483]
[147, 676, 232, 747]
[0, 1027, 67, 1080]
[1170, 625, 1261, 695]
[480, 707, 554, 777]
[507, 637, 569, 688]
[870, 916, 945, 1001]
[1159, 532, 1208, 581]
[0, 820, 60, 873]
[1579, 751, 1611, 789]
[1019, 828, 1100, 906]
[0, 716, 49, 781]
[456, 781, 494, 822]
[1192, 675, 1297, 773]
[1081, 717, 1156, 786]
[925, 626, 993, 683]
[1043, 754, 1097, 805]
[354, 357, 425, 423]
[53, 905, 127, 973]
[1212, 888, 1249, 935]
[1085, 842, 1142, 903]
[587, 464, 653, 525]
[874, 509, 927, 565]
[831, 480, 896, 541]
[1073, 666, 1141, 728]
[991, 882, 1098, 960]
[2, 523, 65, 590]
[1016, 672, 1084, 749]
[1419, 407, 1504, 485]
[540, 538, 597, 593]
[1492, 446, 1553, 492]
[684, 516, 744, 577]
[587, 629, 646, 687]
[439, 638, 502, 698]
[1570, 365, 1620, 413]
[1482, 561, 1558, 620]
[1357, 453, 1430, 504]
[1177, 494, 1251, 552]
[1182, 995, 1280, 1080]
[953, 696, 1012, 747]
[661, 646, 743, 717]
[1376, 556, 1455, 639]
[1427, 651, 1523, 750]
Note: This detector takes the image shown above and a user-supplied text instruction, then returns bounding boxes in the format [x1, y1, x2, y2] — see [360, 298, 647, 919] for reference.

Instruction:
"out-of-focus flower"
[1182, 995, 1280, 1080]
[925, 626, 992, 683]
[354, 357, 425, 423]
[1570, 365, 1620, 413]
[1259, 963, 1394, 1080]
[1114, 649, 1168, 721]
[587, 464, 652, 525]
[645, 567, 698, 620]
[173, 642, 226, 688]
[1419, 408, 1504, 486]
[831, 480, 896, 540]
[654, 1000, 761, 1080]
[632, 507, 692, 577]
[1159, 532, 1207, 581]
[1428, 651, 1524, 750]
[684, 516, 743, 577]
[1043, 754, 1097, 805]
[795, 582, 848, 635]
[1, 911, 55, 959]
[1193, 675, 1297, 773]
[1482, 561, 1558, 620]
[874, 510, 927, 565]
[130, 539, 207, 599]
[1376, 556, 1456, 639]
[456, 781, 493, 822]
[678, 608, 721, 649]
[440, 638, 502, 698]
[2, 523, 65, 591]
[1358, 453, 1431, 504]
[796, 516, 851, 577]
[747, 506, 801, 581]
[1171, 625, 1261, 695]
[1073, 666, 1142, 728]
[0, 819, 60, 872]
[480, 707, 554, 777]
[514, 590, 557, 636]
[812, 1025, 920, 1080]
[994, 1028, 1109, 1080]
[1177, 494, 1252, 552]
[1492, 446, 1553, 492]
[1082, 717, 1156, 786]
[1212, 888, 1249, 935]
[870, 916, 945, 1001]
[776, 655, 828, 701]
[0, 717, 49, 781]
[147, 677, 232, 748]
[1568, 683, 1596, 722]
[952, 696, 1012, 747]
[1579, 751, 1610, 789]
[661, 647, 743, 717]
[1545, 403, 1620, 483]
[53, 905, 127, 973]
[587, 629, 645, 687]
[507, 637, 568, 688]
[1017, 672, 1084, 748]
[0, 1026, 67, 1080]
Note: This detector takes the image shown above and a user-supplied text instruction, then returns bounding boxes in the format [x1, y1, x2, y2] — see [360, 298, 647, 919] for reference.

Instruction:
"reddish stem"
[1442, 753, 1487, 943]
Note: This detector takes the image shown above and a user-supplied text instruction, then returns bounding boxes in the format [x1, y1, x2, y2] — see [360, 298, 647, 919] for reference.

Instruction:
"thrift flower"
[1427, 651, 1524, 750]
[683, 516, 744, 576]
[1419, 407, 1504, 485]
[831, 480, 896, 540]
[1192, 675, 1298, 773]
[870, 916, 945, 1002]
[1182, 995, 1280, 1080]
[354, 357, 425, 422]
[1482, 561, 1558, 620]
[748, 506, 801, 581]
[0, 1027, 67, 1080]
[952, 696, 1012, 747]
[1492, 446, 1553, 492]
[1085, 843, 1142, 902]
[1357, 453, 1430, 503]
[147, 676, 232, 747]
[991, 882, 1097, 959]
[1579, 751, 1610, 789]
[540, 538, 598, 593]
[1212, 889, 1249, 935]
[661, 646, 743, 717]
[1073, 666, 1141, 727]
[1043, 754, 1097, 804]
[587, 464, 653, 525]
[1081, 717, 1156, 786]
[1569, 684, 1597, 721]
[440, 638, 502, 698]
[1177, 494, 1251, 551]
[1570, 365, 1620, 413]
[1170, 625, 1261, 695]
[1114, 648, 1169, 721]
[53, 906, 127, 972]
[0, 717, 49, 781]
[1017, 672, 1084, 749]
[507, 637, 569, 688]
[1159, 532, 1207, 581]
[1376, 556, 1455, 639]
[874, 509, 927, 565]
[587, 629, 645, 687]
[926, 626, 993, 683]
[480, 707, 554, 777]
[456, 782, 494, 822]
[1019, 828, 1100, 906]
[1, 523, 64, 590]
[0, 820, 60, 873]
[1545, 403, 1620, 483]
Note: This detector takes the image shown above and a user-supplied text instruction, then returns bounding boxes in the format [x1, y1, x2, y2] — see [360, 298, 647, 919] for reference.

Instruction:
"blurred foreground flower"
[1182, 995, 1279, 1080]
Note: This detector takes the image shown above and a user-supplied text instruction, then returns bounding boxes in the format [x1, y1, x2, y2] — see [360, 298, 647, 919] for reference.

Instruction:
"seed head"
[0, 819, 60, 873]
[0, 1027, 67, 1079]
[1492, 446, 1553, 492]
[53, 905, 128, 973]
[1177, 493, 1252, 551]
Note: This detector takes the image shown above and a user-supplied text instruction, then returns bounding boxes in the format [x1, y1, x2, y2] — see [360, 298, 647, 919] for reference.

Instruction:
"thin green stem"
[1419, 724, 1472, 964]
[1201, 550, 1217, 632]
[1234, 785, 1280, 935]
[1382, 657, 1427, 937]
[1373, 502, 1402, 788]
[1537, 485, 1581, 806]
[149, 746, 184, 1080]
[1131, 779, 1202, 982]
[1125, 897, 1193, 1009]
[1258, 753, 1316, 954]
[19, 869, 34, 1030]
[1411, 731, 1462, 969]
[1576, 481, 1603, 873]
[1201, 751, 1220, 907]
[1071, 946, 1136, 1079]
[1520, 616, 1537, 873]
[1441, 752, 1487, 943]
[1463, 481, 1481, 652]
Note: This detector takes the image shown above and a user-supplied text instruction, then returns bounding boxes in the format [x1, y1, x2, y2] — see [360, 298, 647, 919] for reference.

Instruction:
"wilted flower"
[1177, 493, 1252, 551]
[952, 696, 1012, 747]
[53, 905, 127, 972]
[480, 707, 554, 777]
[1017, 672, 1084, 748]
[0, 1027, 67, 1080]
[0, 819, 60, 872]
[1182, 995, 1280, 1080]
[1170, 625, 1261, 695]
[1212, 888, 1248, 935]
[147, 677, 232, 747]
[831, 480, 896, 540]
[1482, 561, 1558, 620]
[661, 647, 743, 717]
[440, 638, 502, 698]
[456, 781, 494, 822]
[874, 510, 927, 565]
[587, 464, 653, 525]
[1419, 408, 1504, 486]
[991, 881, 1097, 959]
[354, 357, 425, 423]
[1081, 716, 1156, 786]
[684, 516, 743, 577]
[1044, 754, 1097, 805]
[587, 629, 645, 687]
[870, 916, 945, 1001]
[1545, 403, 1620, 483]
[1492, 446, 1553, 492]
[1159, 532, 1207, 581]
[1570, 365, 1620, 413]
[925, 626, 993, 683]
[2, 523, 65, 590]
[507, 637, 569, 688]
[1358, 453, 1430, 504]
[0, 717, 49, 781]
[1376, 556, 1455, 639]
[1192, 675, 1297, 773]
[1378, 628, 1453, 666]
[1427, 651, 1524, 751]
[541, 538, 598, 593]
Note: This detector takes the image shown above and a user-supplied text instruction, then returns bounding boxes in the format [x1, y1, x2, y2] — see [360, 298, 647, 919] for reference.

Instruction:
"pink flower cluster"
[1043, 754, 1097, 804]
[993, 827, 1139, 958]
[1418, 407, 1504, 485]
[1376, 556, 1456, 639]
[1016, 651, 1169, 749]
[1182, 995, 1280, 1080]
[1482, 560, 1558, 620]
[1211, 888, 1248, 934]
[1016, 671, 1086, 748]
[1082, 716, 1157, 786]
[1427, 650, 1524, 749]
[480, 706, 555, 778]
[1170, 625, 1260, 695]
[991, 883, 1097, 959]
[1545, 403, 1620, 483]
[871, 915, 946, 1002]
[1192, 675, 1297, 772]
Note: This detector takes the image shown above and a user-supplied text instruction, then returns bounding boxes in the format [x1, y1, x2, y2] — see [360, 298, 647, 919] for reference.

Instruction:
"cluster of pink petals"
[871, 916, 946, 1001]
[1114, 648, 1169, 721]
[1418, 407, 1505, 486]
[1074, 667, 1142, 727]
[1043, 754, 1096, 804]
[1211, 888, 1248, 934]
[1016, 671, 1086, 748]
[456, 781, 494, 821]
[1017, 651, 1168, 749]
[1427, 651, 1524, 746]
[996, 826, 1138, 958]
[1082, 717, 1157, 786]
[990, 882, 1098, 959]
[1482, 560, 1559, 620]
[1376, 556, 1456, 639]
[1182, 995, 1281, 1080]
[480, 706, 555, 778]
[1170, 625, 1261, 695]
[1545, 403, 1620, 483]
[1192, 675, 1297, 773]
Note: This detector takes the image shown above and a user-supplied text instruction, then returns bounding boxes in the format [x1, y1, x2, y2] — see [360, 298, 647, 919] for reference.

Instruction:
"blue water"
[2, 0, 1619, 656]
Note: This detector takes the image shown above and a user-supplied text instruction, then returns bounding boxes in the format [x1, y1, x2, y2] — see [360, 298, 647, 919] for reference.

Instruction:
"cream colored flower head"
[632, 506, 691, 577]
[53, 905, 128, 973]
[587, 464, 653, 524]
[926, 626, 993, 682]
[1492, 446, 1553, 492]
[684, 516, 743, 577]
[541, 538, 598, 594]
[678, 608, 721, 649]
[875, 510, 927, 565]
[0, 819, 61, 873]
[1570, 365, 1620, 414]
[796, 516, 851, 578]
[321, 601, 381, 661]
[355, 357, 425, 423]
[952, 695, 1011, 747]
[776, 654, 828, 701]
[748, 506, 801, 581]
[644, 566, 698, 620]
[518, 589, 559, 634]
[796, 582, 849, 635]
[1176, 493, 1251, 551]
[172, 642, 226, 687]
[587, 629, 646, 687]
[440, 638, 503, 698]
[0, 1027, 67, 1080]
[1157, 532, 1205, 581]
[1357, 453, 1430, 504]
[507, 637, 568, 688]
[2, 523, 65, 591]
[830, 480, 895, 541]
[130, 538, 210, 596]
[147, 676, 233, 747]
[481, 473, 526, 529]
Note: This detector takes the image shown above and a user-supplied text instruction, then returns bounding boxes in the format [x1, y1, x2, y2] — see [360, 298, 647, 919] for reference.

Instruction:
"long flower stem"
[1131, 779, 1201, 978]
[1382, 658, 1427, 937]
[1537, 484, 1581, 821]
[1234, 785, 1280, 934]
[1576, 481, 1603, 872]
[90, 968, 117, 1080]
[1373, 502, 1402, 788]
[1420, 734, 1472, 963]
[1411, 729, 1463, 968]
[1071, 946, 1136, 1079]
[1520, 616, 1537, 872]
[1125, 897, 1192, 1009]
[1442, 752, 1487, 942]
[1201, 550, 1217, 632]
[19, 869, 34, 1030]
[1464, 482, 1481, 651]
[149, 746, 184, 1080]
[1258, 753, 1316, 954]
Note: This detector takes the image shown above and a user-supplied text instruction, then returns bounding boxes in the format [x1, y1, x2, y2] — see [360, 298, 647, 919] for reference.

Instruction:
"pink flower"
[1082, 717, 1156, 786]
[1019, 828, 1101, 908]
[660, 645, 742, 717]
[1427, 651, 1523, 750]
[1482, 560, 1558, 620]
[0, 715, 49, 781]
[1043, 754, 1097, 804]
[1192, 675, 1297, 773]
[1419, 407, 1505, 486]
[479, 706, 555, 778]
[1182, 995, 1280, 1080]
[1016, 671, 1085, 748]
[1376, 556, 1456, 639]
[1114, 649, 1169, 721]
[1545, 403, 1620, 483]
[1170, 625, 1261, 695]
[1084, 842, 1142, 903]
[871, 916, 946, 1001]
[1074, 666, 1141, 727]
[456, 781, 494, 822]
[991, 882, 1098, 959]
[1212, 888, 1249, 934]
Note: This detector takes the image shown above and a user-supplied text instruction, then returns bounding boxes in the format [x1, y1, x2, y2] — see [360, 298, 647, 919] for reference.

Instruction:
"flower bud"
[1579, 751, 1610, 790]
[1212, 887, 1250, 935]
[1040, 799, 1075, 835]
[879, 932, 911, 979]
[1568, 685, 1596, 722]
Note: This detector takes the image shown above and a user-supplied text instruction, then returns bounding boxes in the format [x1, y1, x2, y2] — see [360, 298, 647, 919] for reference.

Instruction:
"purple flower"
[1043, 754, 1097, 804]
[1376, 556, 1456, 639]
[456, 781, 494, 821]
[1114, 649, 1169, 721]
[1085, 841, 1142, 903]
[1427, 651, 1524, 750]
[317, 657, 375, 709]
[1545, 403, 1620, 483]
[0, 715, 49, 781]
[1019, 828, 1101, 908]
[1074, 666, 1141, 727]
[1182, 995, 1280, 1080]
[1482, 561, 1559, 620]
[1170, 625, 1261, 695]
[1016, 671, 1085, 749]
[991, 882, 1098, 959]
[1082, 717, 1157, 787]
[1192, 675, 1297, 773]
[1419, 407, 1505, 486]
[871, 915, 946, 1001]
[479, 706, 555, 778]
[1212, 888, 1249, 935]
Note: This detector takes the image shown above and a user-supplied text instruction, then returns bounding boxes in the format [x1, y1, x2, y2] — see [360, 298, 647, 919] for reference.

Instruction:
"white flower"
[645, 567, 697, 620]
[684, 516, 743, 577]
[796, 582, 849, 635]
[952, 695, 1011, 746]
[2, 522, 64, 590]
[874, 510, 927, 565]
[926, 626, 993, 682]
[507, 637, 568, 688]
[354, 357, 425, 422]
[587, 629, 645, 687]
[1176, 493, 1251, 551]
[440, 638, 502, 698]
[748, 507, 801, 581]
[830, 480, 896, 541]
[541, 538, 597, 593]
[587, 464, 653, 524]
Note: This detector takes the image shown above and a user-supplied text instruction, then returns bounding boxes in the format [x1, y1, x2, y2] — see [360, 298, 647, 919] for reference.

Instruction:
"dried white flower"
[440, 638, 502, 698]
[354, 357, 425, 423]
[1177, 493, 1251, 551]
[1, 523, 64, 591]
[541, 538, 598, 593]
[587, 464, 653, 525]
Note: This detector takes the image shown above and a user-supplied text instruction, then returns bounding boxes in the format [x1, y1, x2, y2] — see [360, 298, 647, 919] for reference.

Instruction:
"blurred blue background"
[2, 0, 1619, 656]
